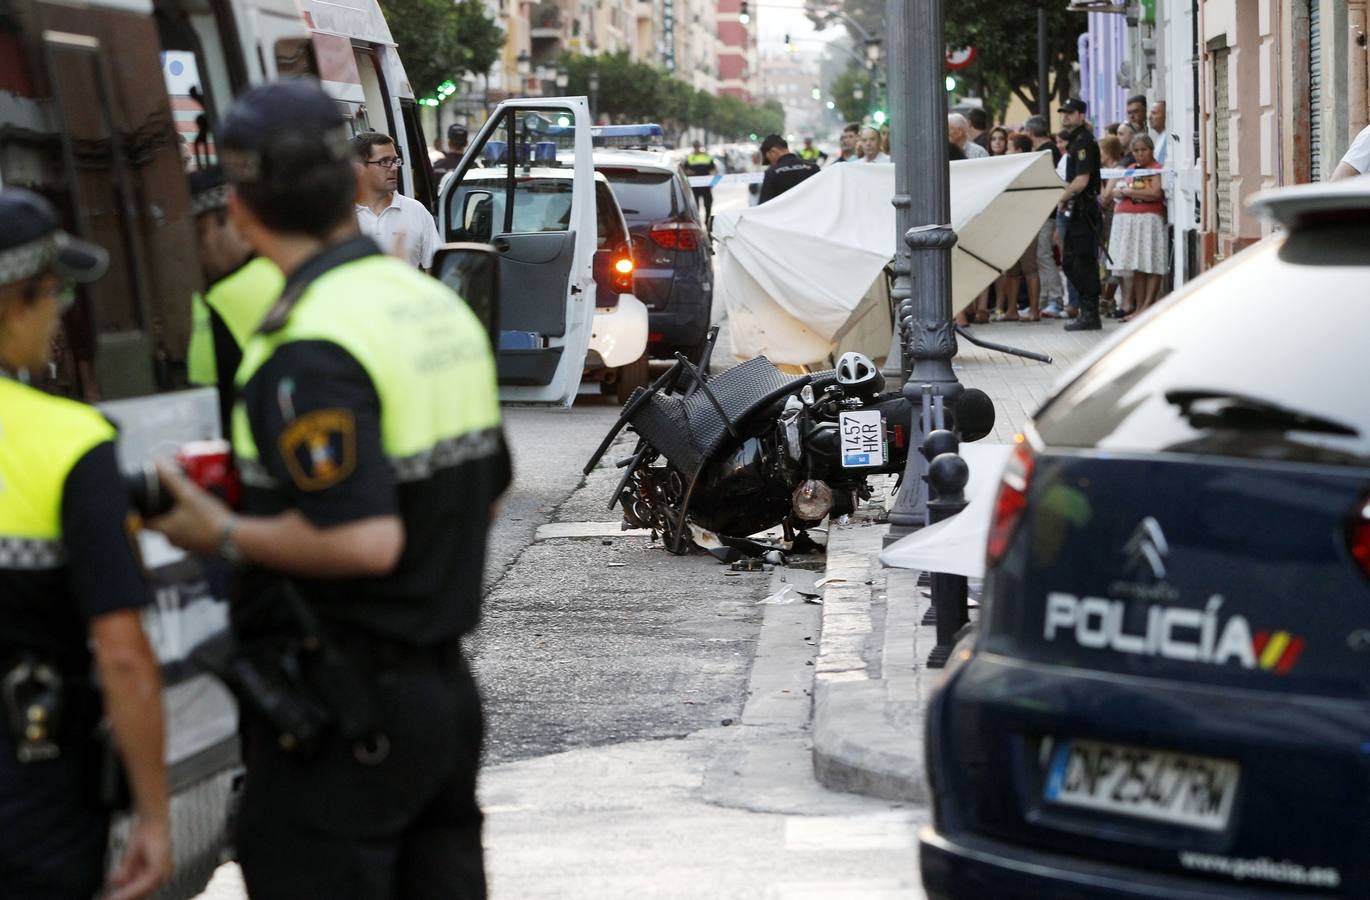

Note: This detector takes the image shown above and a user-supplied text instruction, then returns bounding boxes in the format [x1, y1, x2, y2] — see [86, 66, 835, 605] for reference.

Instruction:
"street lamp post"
[884, 0, 961, 541]
[588, 72, 600, 122]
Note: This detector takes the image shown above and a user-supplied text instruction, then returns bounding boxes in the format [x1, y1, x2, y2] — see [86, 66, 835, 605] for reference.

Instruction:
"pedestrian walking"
[1058, 97, 1105, 331]
[0, 187, 171, 900]
[757, 134, 821, 203]
[185, 167, 284, 431]
[432, 125, 468, 180]
[1106, 134, 1167, 320]
[352, 132, 440, 271]
[149, 79, 510, 899]
[685, 141, 718, 220]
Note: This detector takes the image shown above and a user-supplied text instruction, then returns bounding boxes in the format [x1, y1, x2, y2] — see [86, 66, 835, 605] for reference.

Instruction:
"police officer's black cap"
[447, 124, 468, 142]
[188, 167, 230, 217]
[1058, 97, 1088, 115]
[759, 134, 787, 156]
[0, 188, 108, 286]
[218, 79, 351, 184]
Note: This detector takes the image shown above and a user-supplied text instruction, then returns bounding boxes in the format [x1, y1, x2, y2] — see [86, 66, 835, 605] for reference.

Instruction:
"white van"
[438, 99, 651, 407]
[299, 0, 438, 209]
[1, 0, 316, 895]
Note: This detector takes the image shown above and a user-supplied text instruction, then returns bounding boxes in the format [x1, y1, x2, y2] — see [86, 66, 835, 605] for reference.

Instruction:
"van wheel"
[614, 353, 650, 405]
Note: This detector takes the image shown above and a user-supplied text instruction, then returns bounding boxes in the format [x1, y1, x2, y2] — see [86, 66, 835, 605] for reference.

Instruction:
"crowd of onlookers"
[762, 97, 1176, 327]
[955, 96, 1174, 325]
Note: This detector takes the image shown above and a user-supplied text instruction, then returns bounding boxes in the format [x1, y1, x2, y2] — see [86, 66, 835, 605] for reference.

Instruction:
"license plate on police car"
[1043, 738, 1239, 831]
[839, 410, 885, 468]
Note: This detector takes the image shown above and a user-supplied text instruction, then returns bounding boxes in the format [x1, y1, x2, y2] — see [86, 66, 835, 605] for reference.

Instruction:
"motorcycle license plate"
[839, 410, 886, 468]
[1043, 738, 1239, 831]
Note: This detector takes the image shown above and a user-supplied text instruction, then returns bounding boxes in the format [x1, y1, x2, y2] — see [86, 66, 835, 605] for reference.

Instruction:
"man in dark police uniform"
[757, 134, 820, 204]
[148, 80, 510, 899]
[1058, 97, 1105, 331]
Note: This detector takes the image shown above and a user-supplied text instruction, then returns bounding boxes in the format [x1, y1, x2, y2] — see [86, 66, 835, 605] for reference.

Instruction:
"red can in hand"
[175, 439, 241, 510]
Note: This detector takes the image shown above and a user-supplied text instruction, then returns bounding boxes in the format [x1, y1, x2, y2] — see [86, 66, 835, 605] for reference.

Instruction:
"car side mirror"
[433, 242, 500, 350]
[463, 190, 494, 241]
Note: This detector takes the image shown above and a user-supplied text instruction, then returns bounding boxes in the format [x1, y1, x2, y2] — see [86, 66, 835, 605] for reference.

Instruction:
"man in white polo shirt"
[351, 132, 440, 270]
[1332, 124, 1370, 180]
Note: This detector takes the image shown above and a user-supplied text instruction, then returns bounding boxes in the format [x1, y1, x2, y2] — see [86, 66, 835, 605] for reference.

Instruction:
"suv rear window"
[598, 168, 677, 224]
[1034, 224, 1370, 466]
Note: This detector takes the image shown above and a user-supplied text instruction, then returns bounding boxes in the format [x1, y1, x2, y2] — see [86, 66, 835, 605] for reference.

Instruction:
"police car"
[921, 178, 1370, 898]
[436, 101, 650, 406]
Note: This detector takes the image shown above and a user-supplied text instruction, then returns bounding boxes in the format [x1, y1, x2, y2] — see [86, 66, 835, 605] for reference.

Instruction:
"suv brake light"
[649, 221, 700, 252]
[986, 437, 1036, 569]
[1347, 492, 1370, 581]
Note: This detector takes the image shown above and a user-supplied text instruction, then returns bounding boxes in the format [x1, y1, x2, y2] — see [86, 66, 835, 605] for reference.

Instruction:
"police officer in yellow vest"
[186, 167, 284, 431]
[684, 141, 717, 221]
[0, 188, 171, 898]
[798, 137, 828, 164]
[147, 80, 509, 899]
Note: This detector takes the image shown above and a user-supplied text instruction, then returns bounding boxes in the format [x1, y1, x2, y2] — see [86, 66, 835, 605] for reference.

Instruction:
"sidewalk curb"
[810, 515, 927, 804]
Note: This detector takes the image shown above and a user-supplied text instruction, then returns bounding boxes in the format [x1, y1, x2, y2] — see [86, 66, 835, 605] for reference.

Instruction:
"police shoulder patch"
[279, 408, 357, 491]
[1078, 147, 1087, 160]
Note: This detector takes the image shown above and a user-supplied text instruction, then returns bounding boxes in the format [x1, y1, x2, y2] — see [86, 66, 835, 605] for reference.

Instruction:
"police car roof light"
[591, 123, 665, 149]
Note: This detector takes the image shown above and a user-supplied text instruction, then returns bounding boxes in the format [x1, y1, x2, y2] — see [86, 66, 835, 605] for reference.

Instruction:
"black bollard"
[924, 435, 970, 669]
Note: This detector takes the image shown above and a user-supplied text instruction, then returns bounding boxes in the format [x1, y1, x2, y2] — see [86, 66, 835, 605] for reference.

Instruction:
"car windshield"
[448, 177, 571, 237]
[1034, 223, 1370, 466]
[598, 168, 677, 224]
[449, 177, 625, 249]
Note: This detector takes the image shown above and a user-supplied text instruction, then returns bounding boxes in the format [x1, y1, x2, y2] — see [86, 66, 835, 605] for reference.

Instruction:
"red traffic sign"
[946, 46, 977, 70]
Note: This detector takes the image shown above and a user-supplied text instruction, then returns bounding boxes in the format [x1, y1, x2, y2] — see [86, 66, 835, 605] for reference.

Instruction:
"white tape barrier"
[1100, 167, 1176, 180]
[690, 168, 1171, 188]
[687, 171, 766, 188]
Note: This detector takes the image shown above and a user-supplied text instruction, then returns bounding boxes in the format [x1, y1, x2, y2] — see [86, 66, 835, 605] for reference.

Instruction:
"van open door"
[438, 97, 595, 408]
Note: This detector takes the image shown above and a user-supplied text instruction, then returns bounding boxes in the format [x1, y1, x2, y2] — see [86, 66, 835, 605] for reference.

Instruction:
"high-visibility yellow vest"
[0, 377, 115, 564]
[799, 147, 822, 161]
[188, 258, 285, 386]
[231, 254, 501, 480]
[686, 152, 714, 167]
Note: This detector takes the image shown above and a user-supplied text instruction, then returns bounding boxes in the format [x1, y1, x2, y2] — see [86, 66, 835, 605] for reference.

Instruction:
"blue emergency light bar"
[592, 123, 665, 149]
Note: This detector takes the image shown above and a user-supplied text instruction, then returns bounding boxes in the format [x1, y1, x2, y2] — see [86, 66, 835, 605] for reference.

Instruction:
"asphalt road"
[195, 180, 920, 897]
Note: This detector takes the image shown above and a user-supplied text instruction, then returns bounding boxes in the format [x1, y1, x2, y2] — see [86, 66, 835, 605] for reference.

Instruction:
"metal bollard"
[923, 429, 970, 668]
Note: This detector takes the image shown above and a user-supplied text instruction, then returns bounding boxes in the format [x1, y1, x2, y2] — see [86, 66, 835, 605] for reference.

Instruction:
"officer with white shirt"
[351, 133, 440, 271]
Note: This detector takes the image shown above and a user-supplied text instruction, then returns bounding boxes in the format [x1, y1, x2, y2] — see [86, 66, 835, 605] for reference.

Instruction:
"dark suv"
[921, 180, 1370, 898]
[594, 149, 713, 360]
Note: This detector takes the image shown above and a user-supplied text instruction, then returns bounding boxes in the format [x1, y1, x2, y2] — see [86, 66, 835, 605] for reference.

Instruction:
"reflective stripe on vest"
[0, 378, 115, 561]
[231, 254, 502, 475]
[187, 258, 286, 387]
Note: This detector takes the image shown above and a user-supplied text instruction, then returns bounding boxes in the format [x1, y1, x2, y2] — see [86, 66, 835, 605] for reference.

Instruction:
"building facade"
[1079, 0, 1368, 287]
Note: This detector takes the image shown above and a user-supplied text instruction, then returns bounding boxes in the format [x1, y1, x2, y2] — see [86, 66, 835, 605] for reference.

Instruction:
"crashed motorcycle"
[584, 331, 993, 555]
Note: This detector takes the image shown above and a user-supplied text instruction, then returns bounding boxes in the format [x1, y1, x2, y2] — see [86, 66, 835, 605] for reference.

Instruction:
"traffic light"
[811, 86, 822, 100]
[945, 75, 957, 92]
[739, 1, 750, 24]
[872, 110, 887, 126]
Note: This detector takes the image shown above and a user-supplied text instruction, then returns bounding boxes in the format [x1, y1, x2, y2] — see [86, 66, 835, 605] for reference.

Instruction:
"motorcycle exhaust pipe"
[792, 479, 834, 522]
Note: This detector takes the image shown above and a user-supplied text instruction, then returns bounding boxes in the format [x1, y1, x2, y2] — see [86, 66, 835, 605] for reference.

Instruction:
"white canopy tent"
[712, 152, 1065, 366]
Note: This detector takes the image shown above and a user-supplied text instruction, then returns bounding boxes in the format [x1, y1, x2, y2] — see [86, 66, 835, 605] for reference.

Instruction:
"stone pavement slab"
[811, 319, 1116, 801]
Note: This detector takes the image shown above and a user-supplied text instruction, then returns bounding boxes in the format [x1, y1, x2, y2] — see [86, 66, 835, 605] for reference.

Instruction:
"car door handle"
[492, 238, 511, 252]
